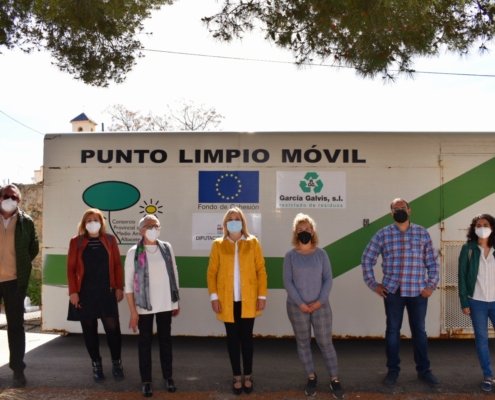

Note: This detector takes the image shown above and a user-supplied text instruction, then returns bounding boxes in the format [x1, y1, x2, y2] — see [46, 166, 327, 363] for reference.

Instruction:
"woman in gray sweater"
[283, 213, 344, 399]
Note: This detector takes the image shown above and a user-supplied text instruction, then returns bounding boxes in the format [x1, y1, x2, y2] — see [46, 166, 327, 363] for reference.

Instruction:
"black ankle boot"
[142, 382, 153, 397]
[112, 359, 124, 381]
[92, 359, 105, 382]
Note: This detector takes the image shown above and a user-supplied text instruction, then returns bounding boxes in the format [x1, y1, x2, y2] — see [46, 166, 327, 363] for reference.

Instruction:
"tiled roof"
[70, 113, 96, 124]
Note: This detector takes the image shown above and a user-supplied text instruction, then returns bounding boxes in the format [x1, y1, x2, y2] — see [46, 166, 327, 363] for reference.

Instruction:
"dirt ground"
[0, 389, 491, 400]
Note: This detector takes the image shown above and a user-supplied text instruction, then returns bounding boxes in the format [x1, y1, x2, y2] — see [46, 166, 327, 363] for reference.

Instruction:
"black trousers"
[138, 311, 173, 382]
[0, 280, 26, 373]
[80, 317, 122, 361]
[224, 301, 255, 376]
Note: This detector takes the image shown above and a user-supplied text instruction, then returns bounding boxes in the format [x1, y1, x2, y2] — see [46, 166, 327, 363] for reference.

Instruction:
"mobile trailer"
[42, 131, 495, 338]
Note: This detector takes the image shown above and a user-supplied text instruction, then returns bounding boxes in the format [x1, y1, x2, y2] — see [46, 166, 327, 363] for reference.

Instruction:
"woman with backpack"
[66, 208, 124, 382]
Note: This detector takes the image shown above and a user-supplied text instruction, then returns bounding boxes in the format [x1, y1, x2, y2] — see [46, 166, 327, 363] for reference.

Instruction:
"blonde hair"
[222, 207, 250, 238]
[77, 208, 106, 237]
[292, 213, 319, 246]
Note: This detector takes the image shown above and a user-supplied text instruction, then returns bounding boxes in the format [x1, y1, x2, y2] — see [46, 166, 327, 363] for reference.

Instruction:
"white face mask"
[145, 228, 160, 242]
[1, 198, 18, 213]
[476, 227, 492, 239]
[86, 221, 101, 235]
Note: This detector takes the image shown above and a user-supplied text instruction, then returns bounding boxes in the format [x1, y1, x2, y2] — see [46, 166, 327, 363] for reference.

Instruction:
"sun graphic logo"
[216, 173, 243, 201]
[299, 172, 324, 194]
[139, 199, 163, 215]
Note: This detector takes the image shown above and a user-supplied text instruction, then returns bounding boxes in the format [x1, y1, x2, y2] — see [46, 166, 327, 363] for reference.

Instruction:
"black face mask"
[393, 209, 409, 223]
[297, 231, 312, 245]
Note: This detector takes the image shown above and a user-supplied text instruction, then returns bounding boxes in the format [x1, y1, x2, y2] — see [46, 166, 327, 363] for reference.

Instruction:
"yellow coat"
[207, 236, 268, 323]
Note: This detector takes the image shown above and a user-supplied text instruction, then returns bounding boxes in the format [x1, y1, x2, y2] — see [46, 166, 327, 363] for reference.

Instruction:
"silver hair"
[0, 184, 22, 200]
[138, 214, 160, 230]
[390, 198, 409, 209]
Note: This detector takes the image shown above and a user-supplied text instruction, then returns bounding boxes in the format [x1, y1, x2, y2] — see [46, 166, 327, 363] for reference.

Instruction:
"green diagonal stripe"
[43, 156, 495, 288]
[327, 156, 495, 278]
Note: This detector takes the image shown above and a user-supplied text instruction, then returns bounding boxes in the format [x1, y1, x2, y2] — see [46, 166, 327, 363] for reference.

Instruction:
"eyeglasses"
[1, 194, 20, 202]
[392, 207, 408, 212]
[144, 224, 160, 230]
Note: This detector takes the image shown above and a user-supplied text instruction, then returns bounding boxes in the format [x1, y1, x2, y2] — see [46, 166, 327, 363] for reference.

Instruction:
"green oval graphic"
[83, 181, 140, 211]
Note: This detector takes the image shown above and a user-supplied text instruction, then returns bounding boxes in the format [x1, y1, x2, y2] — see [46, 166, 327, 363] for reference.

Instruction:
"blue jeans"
[468, 298, 495, 379]
[384, 290, 430, 374]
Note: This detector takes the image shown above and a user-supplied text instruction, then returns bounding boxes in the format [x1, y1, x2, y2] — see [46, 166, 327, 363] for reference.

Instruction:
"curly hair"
[466, 213, 495, 246]
[291, 213, 319, 246]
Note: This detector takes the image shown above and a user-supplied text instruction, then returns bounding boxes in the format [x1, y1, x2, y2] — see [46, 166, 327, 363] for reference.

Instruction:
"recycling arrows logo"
[299, 172, 324, 194]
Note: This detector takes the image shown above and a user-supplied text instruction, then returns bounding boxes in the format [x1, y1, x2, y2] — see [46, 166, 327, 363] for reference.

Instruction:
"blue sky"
[1, 0, 494, 184]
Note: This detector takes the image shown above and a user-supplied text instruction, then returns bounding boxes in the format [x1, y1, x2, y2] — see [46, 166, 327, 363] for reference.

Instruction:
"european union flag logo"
[199, 171, 259, 203]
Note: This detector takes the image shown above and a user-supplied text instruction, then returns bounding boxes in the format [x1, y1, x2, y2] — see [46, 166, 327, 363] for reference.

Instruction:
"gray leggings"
[287, 300, 339, 377]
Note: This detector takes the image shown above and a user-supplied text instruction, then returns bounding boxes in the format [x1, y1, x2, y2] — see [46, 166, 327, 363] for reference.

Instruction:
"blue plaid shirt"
[361, 223, 440, 297]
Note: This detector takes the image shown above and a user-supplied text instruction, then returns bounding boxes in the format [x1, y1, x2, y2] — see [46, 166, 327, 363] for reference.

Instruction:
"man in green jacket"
[0, 184, 39, 387]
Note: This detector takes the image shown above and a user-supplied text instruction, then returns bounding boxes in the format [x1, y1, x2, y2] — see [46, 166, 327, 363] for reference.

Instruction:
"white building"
[70, 112, 97, 133]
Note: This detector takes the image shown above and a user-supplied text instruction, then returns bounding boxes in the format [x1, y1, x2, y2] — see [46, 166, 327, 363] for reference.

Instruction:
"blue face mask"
[226, 220, 242, 234]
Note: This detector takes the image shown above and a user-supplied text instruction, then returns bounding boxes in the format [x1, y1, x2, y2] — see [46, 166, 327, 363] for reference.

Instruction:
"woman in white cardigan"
[125, 214, 180, 398]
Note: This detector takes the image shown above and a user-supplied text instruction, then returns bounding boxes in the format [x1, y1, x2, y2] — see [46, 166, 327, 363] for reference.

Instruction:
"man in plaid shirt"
[361, 198, 440, 388]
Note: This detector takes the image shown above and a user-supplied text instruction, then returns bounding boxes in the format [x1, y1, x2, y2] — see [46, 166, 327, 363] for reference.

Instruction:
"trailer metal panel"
[41, 132, 495, 337]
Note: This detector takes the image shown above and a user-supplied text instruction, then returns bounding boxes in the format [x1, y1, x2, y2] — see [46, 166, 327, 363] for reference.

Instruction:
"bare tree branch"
[105, 100, 225, 132]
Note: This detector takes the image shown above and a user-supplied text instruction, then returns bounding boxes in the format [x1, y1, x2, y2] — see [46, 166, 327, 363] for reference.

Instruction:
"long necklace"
[145, 245, 159, 254]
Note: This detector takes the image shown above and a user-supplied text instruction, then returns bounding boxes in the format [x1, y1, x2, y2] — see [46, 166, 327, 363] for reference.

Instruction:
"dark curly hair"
[466, 214, 495, 246]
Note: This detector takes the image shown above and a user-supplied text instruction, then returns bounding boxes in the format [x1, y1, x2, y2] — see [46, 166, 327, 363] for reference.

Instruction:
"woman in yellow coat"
[207, 207, 268, 395]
